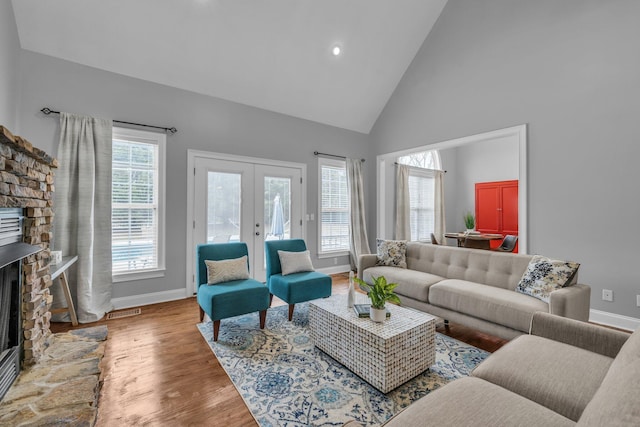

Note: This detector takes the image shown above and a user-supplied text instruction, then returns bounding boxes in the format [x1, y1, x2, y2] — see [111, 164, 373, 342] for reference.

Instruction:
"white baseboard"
[111, 288, 188, 310]
[589, 309, 640, 331]
[317, 264, 352, 275]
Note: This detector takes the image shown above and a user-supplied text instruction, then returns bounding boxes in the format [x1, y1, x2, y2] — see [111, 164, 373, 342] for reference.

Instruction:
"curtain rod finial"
[41, 107, 52, 115]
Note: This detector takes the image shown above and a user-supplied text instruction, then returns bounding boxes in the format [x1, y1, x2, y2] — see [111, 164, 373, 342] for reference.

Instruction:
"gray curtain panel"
[346, 158, 371, 270]
[433, 169, 446, 246]
[395, 164, 411, 240]
[53, 112, 113, 323]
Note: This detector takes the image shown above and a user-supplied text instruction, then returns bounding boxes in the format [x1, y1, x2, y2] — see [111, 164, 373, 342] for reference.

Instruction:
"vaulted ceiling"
[12, 0, 447, 134]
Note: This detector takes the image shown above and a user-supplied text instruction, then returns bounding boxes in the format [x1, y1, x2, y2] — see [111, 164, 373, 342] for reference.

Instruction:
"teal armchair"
[264, 239, 332, 321]
[196, 242, 270, 341]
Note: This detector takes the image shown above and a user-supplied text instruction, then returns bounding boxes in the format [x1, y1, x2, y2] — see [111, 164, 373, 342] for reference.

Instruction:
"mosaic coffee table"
[309, 294, 436, 393]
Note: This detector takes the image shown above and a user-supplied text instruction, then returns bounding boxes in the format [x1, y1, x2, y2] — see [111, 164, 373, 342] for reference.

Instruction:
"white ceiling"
[12, 0, 447, 134]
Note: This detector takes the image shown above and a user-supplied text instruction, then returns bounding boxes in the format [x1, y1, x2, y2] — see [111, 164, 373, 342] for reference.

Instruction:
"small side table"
[49, 255, 79, 326]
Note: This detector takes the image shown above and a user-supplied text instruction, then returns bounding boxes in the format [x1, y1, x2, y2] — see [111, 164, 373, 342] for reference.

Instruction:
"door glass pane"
[207, 172, 241, 243]
[264, 176, 291, 241]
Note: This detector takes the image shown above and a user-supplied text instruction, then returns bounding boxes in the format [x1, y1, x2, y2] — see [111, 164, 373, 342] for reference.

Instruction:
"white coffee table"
[309, 294, 436, 393]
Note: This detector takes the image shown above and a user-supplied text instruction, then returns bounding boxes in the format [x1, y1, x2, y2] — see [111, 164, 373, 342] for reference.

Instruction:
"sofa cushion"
[516, 255, 580, 303]
[429, 279, 548, 332]
[577, 328, 640, 426]
[363, 266, 444, 302]
[382, 377, 575, 427]
[473, 335, 614, 422]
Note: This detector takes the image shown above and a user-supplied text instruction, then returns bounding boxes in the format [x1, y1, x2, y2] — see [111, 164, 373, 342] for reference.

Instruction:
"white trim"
[317, 264, 352, 275]
[186, 149, 307, 296]
[111, 288, 188, 310]
[376, 124, 528, 252]
[589, 309, 639, 332]
[317, 251, 350, 259]
[112, 269, 166, 283]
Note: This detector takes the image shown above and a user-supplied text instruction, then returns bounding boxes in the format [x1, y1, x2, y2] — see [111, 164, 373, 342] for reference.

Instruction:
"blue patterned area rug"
[197, 302, 489, 427]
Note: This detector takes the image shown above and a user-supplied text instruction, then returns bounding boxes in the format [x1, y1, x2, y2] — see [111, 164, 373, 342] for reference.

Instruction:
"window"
[112, 127, 166, 280]
[398, 150, 441, 241]
[318, 158, 350, 254]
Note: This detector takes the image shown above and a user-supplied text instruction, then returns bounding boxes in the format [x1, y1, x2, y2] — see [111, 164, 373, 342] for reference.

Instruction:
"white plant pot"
[370, 306, 387, 323]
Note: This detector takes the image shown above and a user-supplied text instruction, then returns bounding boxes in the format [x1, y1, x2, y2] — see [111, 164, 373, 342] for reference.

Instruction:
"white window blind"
[408, 173, 435, 241]
[319, 159, 350, 253]
[112, 128, 165, 276]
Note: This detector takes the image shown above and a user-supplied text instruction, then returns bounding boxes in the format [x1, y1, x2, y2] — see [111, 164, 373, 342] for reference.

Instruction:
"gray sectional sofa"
[357, 242, 591, 339]
[379, 312, 638, 426]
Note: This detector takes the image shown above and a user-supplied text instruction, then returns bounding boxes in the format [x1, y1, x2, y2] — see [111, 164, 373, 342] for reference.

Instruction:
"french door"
[190, 154, 303, 289]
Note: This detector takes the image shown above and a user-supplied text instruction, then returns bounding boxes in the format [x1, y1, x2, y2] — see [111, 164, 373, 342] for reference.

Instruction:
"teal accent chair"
[264, 239, 332, 321]
[196, 242, 270, 341]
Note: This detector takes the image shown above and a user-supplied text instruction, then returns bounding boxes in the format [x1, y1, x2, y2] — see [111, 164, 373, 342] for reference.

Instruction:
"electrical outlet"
[333, 258, 338, 265]
[602, 289, 613, 302]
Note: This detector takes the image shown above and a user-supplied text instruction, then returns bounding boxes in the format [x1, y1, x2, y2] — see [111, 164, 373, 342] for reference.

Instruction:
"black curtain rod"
[314, 151, 365, 162]
[394, 162, 447, 173]
[40, 108, 177, 134]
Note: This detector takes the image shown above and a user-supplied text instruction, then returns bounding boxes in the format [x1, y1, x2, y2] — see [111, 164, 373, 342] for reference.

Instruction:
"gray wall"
[0, 0, 20, 130]
[371, 0, 640, 318]
[17, 51, 372, 299]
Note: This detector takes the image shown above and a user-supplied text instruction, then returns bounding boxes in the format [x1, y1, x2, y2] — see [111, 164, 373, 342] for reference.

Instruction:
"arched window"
[397, 150, 441, 170]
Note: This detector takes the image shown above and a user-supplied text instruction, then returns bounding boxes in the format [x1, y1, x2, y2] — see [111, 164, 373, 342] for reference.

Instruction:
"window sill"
[317, 251, 350, 259]
[113, 268, 166, 283]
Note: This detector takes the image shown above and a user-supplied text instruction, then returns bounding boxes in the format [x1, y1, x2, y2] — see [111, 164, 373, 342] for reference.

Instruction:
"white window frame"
[111, 127, 166, 283]
[317, 157, 350, 257]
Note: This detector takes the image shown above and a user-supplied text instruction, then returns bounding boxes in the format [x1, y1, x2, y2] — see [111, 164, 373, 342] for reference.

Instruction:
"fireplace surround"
[0, 126, 57, 398]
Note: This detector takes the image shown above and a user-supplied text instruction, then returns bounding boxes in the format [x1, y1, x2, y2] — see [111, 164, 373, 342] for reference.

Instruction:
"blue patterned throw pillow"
[375, 239, 407, 269]
[516, 255, 580, 303]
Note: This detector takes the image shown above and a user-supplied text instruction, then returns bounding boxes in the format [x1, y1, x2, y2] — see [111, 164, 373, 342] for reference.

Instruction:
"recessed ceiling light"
[332, 45, 342, 56]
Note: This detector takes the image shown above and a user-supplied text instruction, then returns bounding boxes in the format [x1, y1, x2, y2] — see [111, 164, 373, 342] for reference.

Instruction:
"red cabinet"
[475, 180, 518, 251]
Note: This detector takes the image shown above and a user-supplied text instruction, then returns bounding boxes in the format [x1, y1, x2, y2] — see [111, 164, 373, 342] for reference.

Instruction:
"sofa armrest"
[530, 311, 630, 358]
[357, 254, 378, 280]
[548, 283, 591, 321]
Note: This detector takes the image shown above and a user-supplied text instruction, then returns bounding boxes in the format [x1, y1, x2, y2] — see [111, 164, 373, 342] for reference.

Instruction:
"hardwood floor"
[50, 273, 508, 426]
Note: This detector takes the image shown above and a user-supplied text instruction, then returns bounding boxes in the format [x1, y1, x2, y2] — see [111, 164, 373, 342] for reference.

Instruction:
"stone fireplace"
[0, 126, 57, 392]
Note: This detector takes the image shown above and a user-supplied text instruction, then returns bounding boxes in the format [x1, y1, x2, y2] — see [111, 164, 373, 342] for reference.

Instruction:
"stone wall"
[0, 126, 57, 365]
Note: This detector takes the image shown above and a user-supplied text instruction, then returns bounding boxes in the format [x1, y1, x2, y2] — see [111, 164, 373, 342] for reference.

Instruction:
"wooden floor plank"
[50, 273, 508, 426]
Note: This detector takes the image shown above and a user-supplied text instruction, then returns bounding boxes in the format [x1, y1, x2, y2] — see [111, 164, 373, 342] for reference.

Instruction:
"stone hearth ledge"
[0, 326, 107, 426]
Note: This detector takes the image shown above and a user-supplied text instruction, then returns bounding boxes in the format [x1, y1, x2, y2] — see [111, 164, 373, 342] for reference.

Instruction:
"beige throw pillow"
[278, 250, 315, 275]
[375, 239, 408, 269]
[515, 255, 580, 303]
[205, 256, 250, 285]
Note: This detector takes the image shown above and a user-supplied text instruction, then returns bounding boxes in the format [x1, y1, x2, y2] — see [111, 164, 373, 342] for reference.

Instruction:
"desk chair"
[265, 239, 332, 321]
[196, 242, 270, 341]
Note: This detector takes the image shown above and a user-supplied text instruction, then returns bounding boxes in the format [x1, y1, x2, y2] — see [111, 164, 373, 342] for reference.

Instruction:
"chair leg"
[269, 293, 274, 307]
[199, 306, 205, 322]
[259, 310, 267, 329]
[213, 320, 221, 341]
[288, 304, 295, 321]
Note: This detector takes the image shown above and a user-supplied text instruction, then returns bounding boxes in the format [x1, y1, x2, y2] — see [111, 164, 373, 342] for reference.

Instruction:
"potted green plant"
[463, 212, 475, 234]
[354, 275, 401, 322]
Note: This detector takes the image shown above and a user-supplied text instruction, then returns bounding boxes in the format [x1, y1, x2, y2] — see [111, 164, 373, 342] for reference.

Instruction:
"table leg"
[59, 271, 79, 326]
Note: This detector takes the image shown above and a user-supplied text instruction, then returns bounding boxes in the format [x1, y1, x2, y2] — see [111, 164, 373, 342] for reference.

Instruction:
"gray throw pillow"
[205, 255, 250, 285]
[278, 250, 315, 275]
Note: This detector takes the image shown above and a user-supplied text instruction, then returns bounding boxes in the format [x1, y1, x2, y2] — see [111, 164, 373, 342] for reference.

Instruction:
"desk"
[444, 233, 504, 249]
[49, 255, 79, 326]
